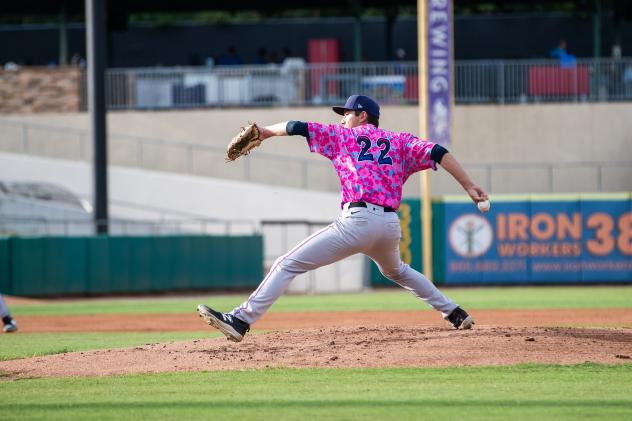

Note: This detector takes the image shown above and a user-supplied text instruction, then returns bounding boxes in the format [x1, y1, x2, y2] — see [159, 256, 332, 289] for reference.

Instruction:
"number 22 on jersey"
[356, 135, 393, 165]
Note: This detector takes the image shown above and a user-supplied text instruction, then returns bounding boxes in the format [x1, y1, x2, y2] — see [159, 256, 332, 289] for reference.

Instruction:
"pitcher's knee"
[276, 257, 311, 275]
[380, 262, 408, 282]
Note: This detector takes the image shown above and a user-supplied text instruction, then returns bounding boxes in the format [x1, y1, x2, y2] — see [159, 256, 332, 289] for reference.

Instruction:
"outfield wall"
[372, 193, 632, 285]
[2, 194, 630, 297]
[0, 235, 263, 297]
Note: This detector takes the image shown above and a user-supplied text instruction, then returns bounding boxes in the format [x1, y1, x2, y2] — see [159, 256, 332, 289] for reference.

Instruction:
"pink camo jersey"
[307, 122, 437, 210]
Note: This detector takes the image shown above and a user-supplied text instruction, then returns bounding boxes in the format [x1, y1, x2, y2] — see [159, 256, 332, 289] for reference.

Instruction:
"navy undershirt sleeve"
[286, 121, 309, 138]
[430, 144, 449, 164]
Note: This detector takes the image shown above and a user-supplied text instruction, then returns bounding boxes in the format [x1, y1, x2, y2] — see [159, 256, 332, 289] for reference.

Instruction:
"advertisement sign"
[370, 199, 423, 286]
[443, 196, 632, 284]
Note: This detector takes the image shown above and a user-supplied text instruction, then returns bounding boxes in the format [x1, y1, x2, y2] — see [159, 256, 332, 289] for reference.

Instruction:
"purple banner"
[427, 0, 452, 146]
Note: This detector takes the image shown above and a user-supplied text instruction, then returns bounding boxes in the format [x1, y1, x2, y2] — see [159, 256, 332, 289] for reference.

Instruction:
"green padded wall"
[11, 237, 89, 295]
[7, 235, 263, 296]
[0, 238, 10, 293]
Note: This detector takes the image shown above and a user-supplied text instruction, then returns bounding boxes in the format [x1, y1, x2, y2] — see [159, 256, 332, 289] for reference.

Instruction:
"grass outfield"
[7, 286, 632, 316]
[1, 365, 631, 420]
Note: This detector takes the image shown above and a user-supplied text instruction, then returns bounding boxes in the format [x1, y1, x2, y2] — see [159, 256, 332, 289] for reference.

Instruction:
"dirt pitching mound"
[2, 326, 631, 378]
[14, 309, 632, 333]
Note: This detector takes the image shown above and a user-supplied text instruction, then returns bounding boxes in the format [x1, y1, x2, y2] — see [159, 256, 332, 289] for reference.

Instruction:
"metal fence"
[0, 187, 259, 236]
[0, 216, 258, 237]
[455, 58, 632, 104]
[92, 58, 632, 109]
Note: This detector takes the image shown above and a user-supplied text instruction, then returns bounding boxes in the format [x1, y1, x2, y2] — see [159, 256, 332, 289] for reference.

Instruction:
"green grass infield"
[0, 332, 220, 362]
[1, 364, 631, 420]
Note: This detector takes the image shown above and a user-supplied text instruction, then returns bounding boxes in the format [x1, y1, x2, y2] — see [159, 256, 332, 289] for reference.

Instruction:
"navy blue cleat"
[445, 307, 474, 330]
[197, 304, 250, 342]
[3, 319, 17, 333]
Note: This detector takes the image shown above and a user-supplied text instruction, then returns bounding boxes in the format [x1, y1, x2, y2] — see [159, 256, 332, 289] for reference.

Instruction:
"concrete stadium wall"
[2, 102, 631, 195]
[0, 152, 340, 224]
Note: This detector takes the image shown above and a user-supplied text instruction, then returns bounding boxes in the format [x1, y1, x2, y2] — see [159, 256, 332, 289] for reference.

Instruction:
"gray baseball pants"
[231, 203, 459, 325]
[0, 293, 10, 318]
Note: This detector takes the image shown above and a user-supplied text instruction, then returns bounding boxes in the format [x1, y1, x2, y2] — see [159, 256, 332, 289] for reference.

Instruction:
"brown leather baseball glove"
[226, 123, 262, 162]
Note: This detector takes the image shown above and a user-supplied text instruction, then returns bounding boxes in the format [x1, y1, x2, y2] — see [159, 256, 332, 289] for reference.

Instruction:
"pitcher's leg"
[232, 222, 362, 324]
[0, 293, 9, 318]
[367, 243, 457, 317]
[381, 261, 457, 317]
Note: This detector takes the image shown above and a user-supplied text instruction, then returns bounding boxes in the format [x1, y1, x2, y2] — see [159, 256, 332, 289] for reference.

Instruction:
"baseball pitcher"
[199, 94, 489, 342]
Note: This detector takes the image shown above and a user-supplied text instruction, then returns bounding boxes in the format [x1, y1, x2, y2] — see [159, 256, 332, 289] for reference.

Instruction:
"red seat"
[528, 65, 589, 96]
[404, 75, 418, 100]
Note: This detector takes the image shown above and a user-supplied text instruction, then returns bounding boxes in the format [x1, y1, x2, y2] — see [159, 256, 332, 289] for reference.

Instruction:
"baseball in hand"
[477, 199, 491, 213]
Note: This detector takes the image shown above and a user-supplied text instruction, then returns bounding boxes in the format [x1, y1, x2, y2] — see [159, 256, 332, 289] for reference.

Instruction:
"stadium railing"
[94, 58, 632, 109]
[0, 216, 258, 237]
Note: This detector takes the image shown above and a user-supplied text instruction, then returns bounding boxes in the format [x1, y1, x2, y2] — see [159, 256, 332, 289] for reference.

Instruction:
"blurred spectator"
[549, 39, 576, 68]
[218, 46, 243, 66]
[254, 48, 267, 65]
[549, 39, 567, 58]
[609, 45, 623, 95]
[612, 44, 622, 59]
[4, 62, 19, 71]
[70, 53, 86, 68]
[392, 47, 407, 75]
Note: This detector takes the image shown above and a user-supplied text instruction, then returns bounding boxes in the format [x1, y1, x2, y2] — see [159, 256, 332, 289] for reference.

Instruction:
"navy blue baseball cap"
[332, 95, 380, 118]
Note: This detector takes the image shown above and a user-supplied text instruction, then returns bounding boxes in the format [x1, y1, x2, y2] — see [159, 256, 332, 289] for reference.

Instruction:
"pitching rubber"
[197, 305, 244, 342]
